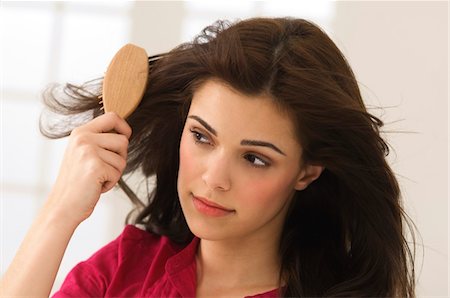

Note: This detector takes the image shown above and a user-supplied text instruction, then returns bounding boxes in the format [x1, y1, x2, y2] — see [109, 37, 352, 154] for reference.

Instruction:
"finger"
[97, 147, 127, 174]
[102, 181, 116, 193]
[101, 164, 122, 193]
[68, 131, 128, 160]
[93, 133, 129, 160]
[83, 112, 132, 139]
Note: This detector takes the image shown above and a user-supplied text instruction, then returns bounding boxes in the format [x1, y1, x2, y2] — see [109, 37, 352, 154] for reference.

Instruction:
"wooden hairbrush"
[101, 44, 149, 119]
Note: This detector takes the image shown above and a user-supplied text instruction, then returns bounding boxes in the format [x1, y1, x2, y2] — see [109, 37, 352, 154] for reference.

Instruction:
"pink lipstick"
[192, 195, 235, 217]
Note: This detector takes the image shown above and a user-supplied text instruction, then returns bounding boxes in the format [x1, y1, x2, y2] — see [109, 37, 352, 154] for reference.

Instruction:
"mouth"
[192, 194, 235, 217]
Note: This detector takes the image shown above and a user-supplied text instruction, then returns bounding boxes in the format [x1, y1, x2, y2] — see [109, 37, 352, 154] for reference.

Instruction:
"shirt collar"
[165, 236, 281, 298]
[165, 236, 200, 297]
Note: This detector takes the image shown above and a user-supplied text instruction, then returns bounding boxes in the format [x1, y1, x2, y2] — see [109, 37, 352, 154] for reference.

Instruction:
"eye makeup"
[243, 153, 271, 168]
[189, 128, 211, 145]
[187, 114, 286, 157]
[188, 126, 271, 169]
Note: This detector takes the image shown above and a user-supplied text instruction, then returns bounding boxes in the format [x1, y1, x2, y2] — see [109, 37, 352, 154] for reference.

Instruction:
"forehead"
[189, 79, 301, 150]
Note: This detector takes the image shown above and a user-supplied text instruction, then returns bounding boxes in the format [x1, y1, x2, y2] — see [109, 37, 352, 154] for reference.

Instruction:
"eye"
[189, 128, 211, 145]
[244, 154, 270, 168]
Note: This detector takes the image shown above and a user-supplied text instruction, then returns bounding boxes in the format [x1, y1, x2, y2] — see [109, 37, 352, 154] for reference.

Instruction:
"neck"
[196, 233, 282, 292]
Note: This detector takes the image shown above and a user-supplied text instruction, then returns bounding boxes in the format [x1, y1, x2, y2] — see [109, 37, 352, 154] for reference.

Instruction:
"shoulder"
[114, 224, 181, 263]
[82, 224, 182, 272]
[53, 225, 182, 297]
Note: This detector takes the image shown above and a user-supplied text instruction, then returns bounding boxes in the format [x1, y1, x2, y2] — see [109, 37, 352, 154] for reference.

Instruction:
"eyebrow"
[188, 115, 217, 136]
[187, 115, 286, 156]
[240, 139, 286, 156]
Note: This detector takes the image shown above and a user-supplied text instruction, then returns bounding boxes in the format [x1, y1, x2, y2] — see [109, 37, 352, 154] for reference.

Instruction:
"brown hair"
[41, 17, 416, 297]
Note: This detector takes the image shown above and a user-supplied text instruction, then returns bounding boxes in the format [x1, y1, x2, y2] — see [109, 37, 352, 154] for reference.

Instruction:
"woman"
[1, 17, 416, 297]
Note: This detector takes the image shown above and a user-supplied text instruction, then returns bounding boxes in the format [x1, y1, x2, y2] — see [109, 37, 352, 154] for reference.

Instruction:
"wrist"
[41, 192, 85, 230]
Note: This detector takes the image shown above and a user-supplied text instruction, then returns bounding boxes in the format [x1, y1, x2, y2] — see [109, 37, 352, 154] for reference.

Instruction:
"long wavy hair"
[40, 17, 416, 297]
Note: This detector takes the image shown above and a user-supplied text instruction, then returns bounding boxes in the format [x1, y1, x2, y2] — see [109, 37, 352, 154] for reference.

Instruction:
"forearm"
[1, 113, 131, 297]
[0, 200, 80, 297]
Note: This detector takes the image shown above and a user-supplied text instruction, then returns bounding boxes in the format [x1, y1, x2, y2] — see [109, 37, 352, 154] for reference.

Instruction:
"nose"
[201, 150, 232, 192]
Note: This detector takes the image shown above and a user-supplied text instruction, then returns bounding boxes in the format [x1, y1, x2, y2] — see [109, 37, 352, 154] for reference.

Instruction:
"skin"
[0, 80, 322, 297]
[177, 79, 323, 297]
[0, 112, 131, 296]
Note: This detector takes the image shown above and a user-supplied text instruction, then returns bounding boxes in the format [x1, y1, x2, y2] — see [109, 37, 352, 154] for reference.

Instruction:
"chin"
[183, 211, 235, 241]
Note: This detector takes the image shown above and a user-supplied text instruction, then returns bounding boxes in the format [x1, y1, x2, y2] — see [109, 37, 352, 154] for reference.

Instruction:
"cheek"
[238, 173, 296, 210]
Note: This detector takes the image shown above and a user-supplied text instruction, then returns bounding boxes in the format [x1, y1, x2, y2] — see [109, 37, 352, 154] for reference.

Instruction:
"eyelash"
[190, 128, 211, 145]
[243, 154, 270, 168]
[189, 128, 271, 168]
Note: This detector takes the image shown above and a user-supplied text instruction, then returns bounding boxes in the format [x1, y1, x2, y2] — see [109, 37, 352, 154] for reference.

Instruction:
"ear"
[294, 164, 324, 191]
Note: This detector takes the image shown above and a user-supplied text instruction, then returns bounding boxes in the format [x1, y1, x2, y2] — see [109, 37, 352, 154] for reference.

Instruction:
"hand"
[46, 112, 132, 225]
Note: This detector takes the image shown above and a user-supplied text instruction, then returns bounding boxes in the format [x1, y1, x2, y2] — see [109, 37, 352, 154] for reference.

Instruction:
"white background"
[1, 1, 448, 296]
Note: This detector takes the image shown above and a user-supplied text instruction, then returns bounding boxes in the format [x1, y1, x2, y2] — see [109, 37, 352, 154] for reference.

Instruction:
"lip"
[192, 195, 235, 217]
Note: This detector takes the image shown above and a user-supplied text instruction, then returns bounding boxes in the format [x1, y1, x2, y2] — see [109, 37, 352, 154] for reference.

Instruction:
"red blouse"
[53, 225, 280, 297]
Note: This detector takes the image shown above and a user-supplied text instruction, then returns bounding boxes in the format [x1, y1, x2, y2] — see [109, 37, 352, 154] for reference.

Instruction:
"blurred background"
[1, 1, 448, 296]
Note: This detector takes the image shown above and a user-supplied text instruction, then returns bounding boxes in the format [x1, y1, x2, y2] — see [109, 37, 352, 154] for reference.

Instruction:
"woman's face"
[177, 79, 319, 242]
